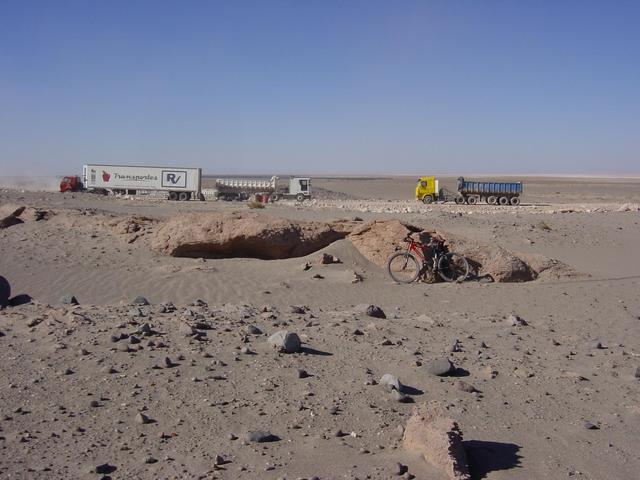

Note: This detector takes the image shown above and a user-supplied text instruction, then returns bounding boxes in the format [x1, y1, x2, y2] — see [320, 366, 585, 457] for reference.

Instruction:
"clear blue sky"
[1, 0, 639, 176]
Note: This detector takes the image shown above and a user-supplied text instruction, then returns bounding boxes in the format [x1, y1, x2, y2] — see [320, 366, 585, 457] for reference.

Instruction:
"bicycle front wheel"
[387, 251, 421, 284]
[437, 253, 469, 282]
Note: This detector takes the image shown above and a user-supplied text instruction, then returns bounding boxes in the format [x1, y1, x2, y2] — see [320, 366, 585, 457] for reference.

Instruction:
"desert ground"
[1, 175, 639, 480]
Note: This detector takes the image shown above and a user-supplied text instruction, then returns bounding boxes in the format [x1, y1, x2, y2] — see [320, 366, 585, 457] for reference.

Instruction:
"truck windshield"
[299, 180, 308, 191]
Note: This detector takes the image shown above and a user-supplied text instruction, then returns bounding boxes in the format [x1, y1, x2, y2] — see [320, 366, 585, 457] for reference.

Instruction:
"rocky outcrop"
[151, 212, 345, 259]
[348, 219, 558, 282]
[403, 402, 470, 480]
[348, 220, 428, 268]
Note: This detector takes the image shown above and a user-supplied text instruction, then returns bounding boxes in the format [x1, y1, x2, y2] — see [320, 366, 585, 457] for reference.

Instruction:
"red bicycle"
[387, 233, 470, 283]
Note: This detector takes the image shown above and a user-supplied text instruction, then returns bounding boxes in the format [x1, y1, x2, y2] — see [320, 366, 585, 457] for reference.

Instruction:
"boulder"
[151, 212, 344, 259]
[403, 402, 470, 480]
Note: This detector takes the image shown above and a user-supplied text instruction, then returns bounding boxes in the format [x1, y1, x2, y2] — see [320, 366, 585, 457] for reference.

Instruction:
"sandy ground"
[1, 176, 639, 479]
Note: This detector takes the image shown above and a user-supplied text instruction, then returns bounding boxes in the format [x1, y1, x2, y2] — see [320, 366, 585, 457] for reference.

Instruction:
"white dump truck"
[60, 164, 203, 201]
[214, 176, 312, 202]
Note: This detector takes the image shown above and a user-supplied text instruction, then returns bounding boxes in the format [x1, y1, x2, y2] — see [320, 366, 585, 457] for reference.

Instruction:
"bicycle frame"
[402, 237, 441, 271]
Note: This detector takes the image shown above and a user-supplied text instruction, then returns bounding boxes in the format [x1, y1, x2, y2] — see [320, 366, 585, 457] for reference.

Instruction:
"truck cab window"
[300, 180, 308, 191]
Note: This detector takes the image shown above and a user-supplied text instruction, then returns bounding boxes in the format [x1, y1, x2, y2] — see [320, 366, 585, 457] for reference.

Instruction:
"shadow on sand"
[464, 440, 522, 479]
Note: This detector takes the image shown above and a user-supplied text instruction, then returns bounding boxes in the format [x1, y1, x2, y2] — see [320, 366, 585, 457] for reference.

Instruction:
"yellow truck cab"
[415, 176, 439, 204]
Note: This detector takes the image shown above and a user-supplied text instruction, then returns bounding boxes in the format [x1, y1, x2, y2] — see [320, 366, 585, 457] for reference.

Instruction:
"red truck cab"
[60, 175, 81, 192]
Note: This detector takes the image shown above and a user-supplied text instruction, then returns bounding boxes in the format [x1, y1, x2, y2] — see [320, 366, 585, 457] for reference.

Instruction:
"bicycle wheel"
[437, 252, 469, 282]
[387, 251, 421, 283]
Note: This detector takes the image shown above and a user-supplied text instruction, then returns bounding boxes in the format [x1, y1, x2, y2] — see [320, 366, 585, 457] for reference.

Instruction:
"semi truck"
[214, 176, 312, 202]
[415, 176, 523, 206]
[60, 164, 203, 201]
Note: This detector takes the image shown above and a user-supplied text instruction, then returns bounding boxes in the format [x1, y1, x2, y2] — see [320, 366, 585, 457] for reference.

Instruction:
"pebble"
[143, 455, 157, 464]
[584, 421, 599, 430]
[297, 368, 310, 379]
[61, 295, 79, 305]
[457, 381, 478, 393]
[244, 430, 277, 443]
[135, 412, 151, 425]
[508, 314, 528, 327]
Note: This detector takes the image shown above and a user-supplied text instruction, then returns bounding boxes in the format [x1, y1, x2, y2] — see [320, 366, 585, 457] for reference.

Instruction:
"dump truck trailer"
[60, 164, 203, 201]
[214, 176, 311, 202]
[455, 177, 522, 205]
[415, 176, 523, 206]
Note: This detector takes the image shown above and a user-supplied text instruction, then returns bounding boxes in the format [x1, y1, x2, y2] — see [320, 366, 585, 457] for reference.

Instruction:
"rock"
[164, 357, 174, 368]
[61, 295, 79, 305]
[380, 373, 403, 392]
[391, 389, 411, 403]
[132, 296, 149, 305]
[348, 220, 420, 267]
[351, 271, 364, 283]
[139, 323, 152, 334]
[403, 402, 470, 480]
[584, 421, 599, 430]
[267, 330, 301, 353]
[244, 430, 278, 443]
[89, 400, 100, 408]
[135, 412, 151, 425]
[0, 206, 26, 229]
[392, 462, 407, 475]
[427, 358, 454, 376]
[179, 322, 195, 337]
[302, 262, 312, 271]
[151, 212, 344, 259]
[591, 340, 605, 349]
[507, 314, 528, 327]
[457, 381, 478, 393]
[634, 366, 640, 379]
[356, 304, 386, 319]
[143, 456, 157, 464]
[289, 305, 306, 314]
[214, 454, 225, 465]
[245, 324, 262, 335]
[319, 253, 341, 264]
[297, 368, 310, 379]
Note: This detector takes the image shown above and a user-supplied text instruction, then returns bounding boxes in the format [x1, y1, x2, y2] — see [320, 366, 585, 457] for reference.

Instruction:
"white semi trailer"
[63, 164, 203, 200]
[214, 176, 312, 202]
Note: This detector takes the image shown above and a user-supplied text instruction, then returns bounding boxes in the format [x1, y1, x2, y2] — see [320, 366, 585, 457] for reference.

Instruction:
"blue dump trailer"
[455, 177, 523, 206]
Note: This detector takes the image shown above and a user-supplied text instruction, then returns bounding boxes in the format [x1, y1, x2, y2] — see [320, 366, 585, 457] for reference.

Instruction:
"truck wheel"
[455, 196, 465, 205]
[168, 191, 178, 201]
[487, 196, 497, 205]
[510, 196, 521, 206]
[422, 195, 433, 204]
[498, 196, 509, 206]
[178, 192, 190, 201]
[296, 194, 305, 202]
[271, 194, 279, 202]
[467, 196, 478, 205]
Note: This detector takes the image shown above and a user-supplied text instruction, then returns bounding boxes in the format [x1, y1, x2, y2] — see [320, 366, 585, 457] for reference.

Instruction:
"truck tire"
[467, 196, 478, 205]
[422, 195, 433, 204]
[271, 194, 279, 202]
[296, 194, 305, 202]
[178, 192, 190, 201]
[498, 196, 509, 206]
[510, 196, 521, 206]
[487, 196, 497, 205]
[168, 191, 178, 201]
[455, 196, 465, 205]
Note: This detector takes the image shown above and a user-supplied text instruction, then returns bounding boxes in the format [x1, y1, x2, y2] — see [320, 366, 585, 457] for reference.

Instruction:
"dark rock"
[132, 296, 149, 305]
[244, 430, 278, 443]
[356, 304, 386, 319]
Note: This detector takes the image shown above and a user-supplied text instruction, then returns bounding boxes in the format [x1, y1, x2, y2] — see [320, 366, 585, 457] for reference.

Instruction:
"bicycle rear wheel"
[437, 253, 469, 282]
[387, 252, 421, 283]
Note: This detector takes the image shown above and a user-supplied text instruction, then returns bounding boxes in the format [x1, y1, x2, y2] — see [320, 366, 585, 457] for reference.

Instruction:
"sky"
[1, 0, 639, 176]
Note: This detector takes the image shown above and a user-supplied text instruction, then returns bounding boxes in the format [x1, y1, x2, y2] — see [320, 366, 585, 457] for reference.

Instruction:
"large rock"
[0, 206, 25, 229]
[151, 213, 344, 259]
[403, 402, 470, 480]
[348, 220, 425, 267]
[268, 330, 301, 353]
